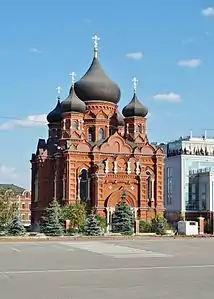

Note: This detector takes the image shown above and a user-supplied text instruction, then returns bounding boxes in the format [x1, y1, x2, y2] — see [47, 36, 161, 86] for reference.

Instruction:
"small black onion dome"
[61, 86, 86, 114]
[47, 100, 62, 123]
[117, 110, 125, 126]
[122, 92, 148, 118]
[74, 56, 121, 104]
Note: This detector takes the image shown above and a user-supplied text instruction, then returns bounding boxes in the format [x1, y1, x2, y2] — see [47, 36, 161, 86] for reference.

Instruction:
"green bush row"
[139, 216, 170, 235]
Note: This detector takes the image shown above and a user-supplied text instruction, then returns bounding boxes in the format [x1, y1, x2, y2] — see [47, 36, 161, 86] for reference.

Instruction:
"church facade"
[31, 35, 164, 231]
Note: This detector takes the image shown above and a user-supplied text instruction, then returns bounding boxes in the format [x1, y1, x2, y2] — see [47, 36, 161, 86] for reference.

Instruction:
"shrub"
[61, 201, 87, 231]
[41, 199, 64, 236]
[204, 219, 212, 234]
[112, 199, 134, 235]
[139, 220, 152, 233]
[96, 215, 107, 232]
[151, 216, 168, 235]
[84, 213, 102, 236]
[7, 216, 26, 236]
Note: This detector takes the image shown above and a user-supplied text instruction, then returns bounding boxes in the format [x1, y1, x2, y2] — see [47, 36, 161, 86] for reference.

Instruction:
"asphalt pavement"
[0, 237, 214, 299]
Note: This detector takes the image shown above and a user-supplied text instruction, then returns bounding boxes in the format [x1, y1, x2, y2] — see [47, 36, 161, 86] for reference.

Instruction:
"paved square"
[0, 238, 214, 299]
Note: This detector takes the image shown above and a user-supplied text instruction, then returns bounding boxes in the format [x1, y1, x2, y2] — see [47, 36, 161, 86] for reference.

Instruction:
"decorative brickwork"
[30, 37, 164, 230]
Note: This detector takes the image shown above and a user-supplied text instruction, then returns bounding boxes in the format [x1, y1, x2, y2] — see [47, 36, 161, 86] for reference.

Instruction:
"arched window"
[24, 191, 30, 198]
[88, 126, 95, 142]
[98, 128, 105, 140]
[65, 119, 70, 130]
[135, 124, 142, 133]
[78, 169, 90, 202]
[72, 120, 78, 130]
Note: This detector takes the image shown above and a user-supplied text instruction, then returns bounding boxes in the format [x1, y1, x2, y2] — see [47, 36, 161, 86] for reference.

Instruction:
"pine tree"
[112, 193, 134, 235]
[84, 213, 102, 236]
[41, 199, 64, 236]
[7, 216, 26, 236]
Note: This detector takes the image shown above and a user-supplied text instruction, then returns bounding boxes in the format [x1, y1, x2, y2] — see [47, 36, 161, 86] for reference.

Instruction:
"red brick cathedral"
[31, 35, 164, 231]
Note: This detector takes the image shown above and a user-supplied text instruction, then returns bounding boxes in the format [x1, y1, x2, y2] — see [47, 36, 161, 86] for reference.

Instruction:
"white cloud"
[0, 164, 17, 183]
[153, 93, 181, 103]
[126, 52, 144, 60]
[177, 59, 201, 68]
[0, 114, 47, 131]
[30, 48, 42, 54]
[201, 7, 214, 17]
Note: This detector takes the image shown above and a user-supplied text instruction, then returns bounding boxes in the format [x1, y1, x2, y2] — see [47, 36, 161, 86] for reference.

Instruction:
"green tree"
[61, 201, 87, 231]
[151, 215, 168, 235]
[84, 213, 102, 236]
[41, 199, 64, 236]
[0, 191, 19, 231]
[112, 193, 134, 235]
[139, 220, 152, 233]
[7, 216, 26, 236]
[96, 215, 107, 232]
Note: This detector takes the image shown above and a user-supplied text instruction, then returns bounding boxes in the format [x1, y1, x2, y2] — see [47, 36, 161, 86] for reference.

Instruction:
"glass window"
[187, 181, 199, 210]
[167, 167, 173, 205]
[201, 183, 207, 210]
[98, 128, 105, 140]
[88, 126, 95, 142]
[72, 120, 78, 130]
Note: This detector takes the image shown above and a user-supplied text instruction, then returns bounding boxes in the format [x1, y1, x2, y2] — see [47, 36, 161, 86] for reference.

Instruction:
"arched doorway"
[105, 188, 137, 233]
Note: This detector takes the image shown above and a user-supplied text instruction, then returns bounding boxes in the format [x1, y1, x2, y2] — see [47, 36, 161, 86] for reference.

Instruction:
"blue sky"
[0, 0, 214, 188]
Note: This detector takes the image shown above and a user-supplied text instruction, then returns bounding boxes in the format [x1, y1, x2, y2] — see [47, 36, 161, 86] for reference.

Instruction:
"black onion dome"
[74, 56, 121, 104]
[122, 92, 148, 118]
[116, 110, 125, 126]
[47, 100, 62, 123]
[61, 87, 86, 114]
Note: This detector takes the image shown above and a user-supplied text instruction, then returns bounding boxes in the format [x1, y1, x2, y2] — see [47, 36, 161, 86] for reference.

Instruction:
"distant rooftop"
[166, 131, 214, 158]
[0, 184, 25, 195]
[168, 130, 214, 144]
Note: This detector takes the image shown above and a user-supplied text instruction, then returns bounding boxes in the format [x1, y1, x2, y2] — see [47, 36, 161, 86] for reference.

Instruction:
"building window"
[98, 128, 105, 140]
[22, 203, 25, 209]
[78, 169, 90, 202]
[187, 182, 199, 210]
[135, 124, 142, 133]
[88, 126, 95, 142]
[24, 192, 30, 198]
[65, 119, 70, 130]
[167, 167, 173, 205]
[201, 183, 207, 211]
[29, 204, 31, 210]
[72, 120, 78, 130]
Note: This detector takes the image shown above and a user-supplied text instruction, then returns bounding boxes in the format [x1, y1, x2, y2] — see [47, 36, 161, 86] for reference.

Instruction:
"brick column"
[198, 217, 204, 234]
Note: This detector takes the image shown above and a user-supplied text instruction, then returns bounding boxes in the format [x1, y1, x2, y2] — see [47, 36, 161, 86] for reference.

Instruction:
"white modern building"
[164, 133, 214, 222]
